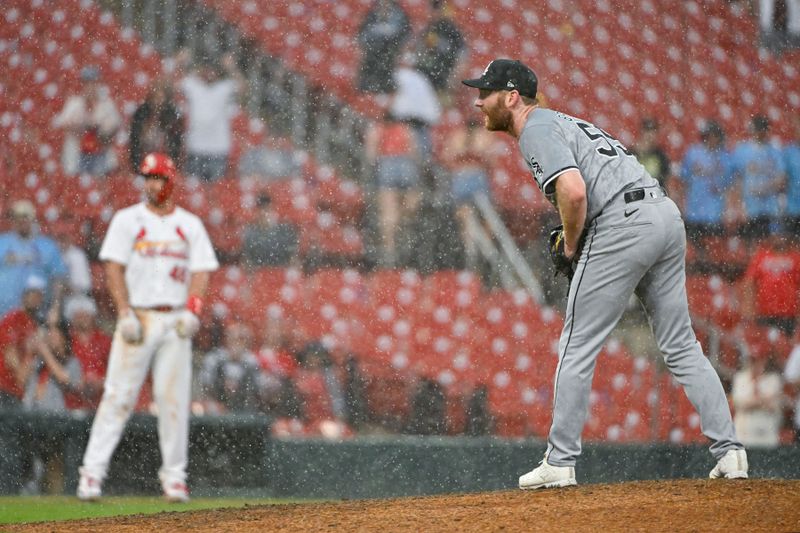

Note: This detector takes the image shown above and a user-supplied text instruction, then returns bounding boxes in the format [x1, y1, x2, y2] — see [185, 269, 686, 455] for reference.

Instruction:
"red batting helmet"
[140, 152, 178, 204]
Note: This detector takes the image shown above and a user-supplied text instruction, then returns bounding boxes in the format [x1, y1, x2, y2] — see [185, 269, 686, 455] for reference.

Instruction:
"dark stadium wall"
[2, 411, 798, 497]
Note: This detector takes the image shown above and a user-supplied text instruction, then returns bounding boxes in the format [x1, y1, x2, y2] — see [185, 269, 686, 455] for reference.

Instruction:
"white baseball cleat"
[77, 473, 102, 501]
[709, 449, 748, 479]
[519, 454, 577, 490]
[163, 482, 190, 503]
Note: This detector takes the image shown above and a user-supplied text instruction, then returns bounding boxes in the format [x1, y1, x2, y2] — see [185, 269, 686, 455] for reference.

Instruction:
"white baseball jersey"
[180, 75, 238, 155]
[99, 203, 219, 307]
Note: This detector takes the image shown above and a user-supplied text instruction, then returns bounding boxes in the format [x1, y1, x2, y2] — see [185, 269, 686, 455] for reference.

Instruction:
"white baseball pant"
[80, 309, 192, 487]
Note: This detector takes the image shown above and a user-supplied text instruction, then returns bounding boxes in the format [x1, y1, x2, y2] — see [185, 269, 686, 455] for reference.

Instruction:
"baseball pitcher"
[77, 153, 219, 502]
[463, 60, 747, 489]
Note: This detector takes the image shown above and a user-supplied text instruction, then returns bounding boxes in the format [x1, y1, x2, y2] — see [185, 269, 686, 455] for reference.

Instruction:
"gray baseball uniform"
[520, 108, 742, 466]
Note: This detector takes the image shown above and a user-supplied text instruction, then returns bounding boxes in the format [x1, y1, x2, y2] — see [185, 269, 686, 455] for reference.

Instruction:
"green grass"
[0, 496, 287, 525]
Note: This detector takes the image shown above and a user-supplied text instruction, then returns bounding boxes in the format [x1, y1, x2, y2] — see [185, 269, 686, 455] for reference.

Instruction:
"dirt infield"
[9, 479, 800, 532]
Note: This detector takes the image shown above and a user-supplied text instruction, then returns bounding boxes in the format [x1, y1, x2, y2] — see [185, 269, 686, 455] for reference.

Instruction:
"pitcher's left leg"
[636, 202, 742, 459]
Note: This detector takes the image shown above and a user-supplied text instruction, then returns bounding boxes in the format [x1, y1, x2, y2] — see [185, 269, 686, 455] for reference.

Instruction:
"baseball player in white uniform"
[463, 60, 746, 489]
[77, 153, 219, 502]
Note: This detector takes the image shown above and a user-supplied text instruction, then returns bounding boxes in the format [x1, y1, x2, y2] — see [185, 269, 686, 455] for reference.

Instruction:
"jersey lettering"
[576, 121, 633, 158]
[169, 265, 188, 284]
[133, 240, 189, 259]
[527, 156, 544, 181]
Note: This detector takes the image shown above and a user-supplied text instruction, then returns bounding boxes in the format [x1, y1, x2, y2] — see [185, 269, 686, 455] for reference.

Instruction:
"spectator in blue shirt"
[784, 115, 800, 236]
[0, 200, 67, 319]
[730, 115, 786, 239]
[680, 120, 733, 239]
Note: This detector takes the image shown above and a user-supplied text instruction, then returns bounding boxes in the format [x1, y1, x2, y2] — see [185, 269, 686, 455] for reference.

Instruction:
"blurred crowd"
[3, 1, 800, 498]
[754, 0, 800, 50]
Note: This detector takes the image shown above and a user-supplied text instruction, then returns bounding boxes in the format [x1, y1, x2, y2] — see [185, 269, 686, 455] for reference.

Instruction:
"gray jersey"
[519, 108, 658, 222]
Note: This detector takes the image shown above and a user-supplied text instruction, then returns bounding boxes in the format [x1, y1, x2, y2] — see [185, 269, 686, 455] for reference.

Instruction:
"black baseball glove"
[548, 225, 578, 281]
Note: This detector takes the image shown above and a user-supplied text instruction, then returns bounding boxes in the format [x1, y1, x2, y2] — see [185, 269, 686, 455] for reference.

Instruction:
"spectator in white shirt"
[389, 53, 442, 182]
[759, 0, 800, 41]
[179, 54, 243, 182]
[52, 66, 121, 177]
[732, 343, 784, 448]
[784, 342, 800, 442]
[389, 57, 442, 127]
[53, 223, 91, 296]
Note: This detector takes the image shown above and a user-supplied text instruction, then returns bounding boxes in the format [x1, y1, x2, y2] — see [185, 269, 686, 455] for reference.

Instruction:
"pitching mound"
[9, 479, 800, 532]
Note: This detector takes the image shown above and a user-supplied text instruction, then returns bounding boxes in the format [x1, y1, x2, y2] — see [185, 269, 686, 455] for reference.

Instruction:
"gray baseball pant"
[545, 186, 743, 467]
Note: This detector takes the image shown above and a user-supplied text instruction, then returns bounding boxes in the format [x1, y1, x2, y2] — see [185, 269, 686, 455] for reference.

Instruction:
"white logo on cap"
[482, 61, 494, 76]
[507, 81, 515, 88]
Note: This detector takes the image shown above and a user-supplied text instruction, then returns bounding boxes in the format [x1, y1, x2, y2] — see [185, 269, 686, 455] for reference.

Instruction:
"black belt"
[624, 186, 666, 204]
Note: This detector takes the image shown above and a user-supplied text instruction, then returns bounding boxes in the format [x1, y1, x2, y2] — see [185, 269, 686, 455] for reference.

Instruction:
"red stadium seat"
[363, 372, 411, 430]
[249, 266, 305, 322]
[488, 380, 530, 437]
[206, 265, 251, 320]
[422, 270, 482, 313]
[368, 269, 422, 312]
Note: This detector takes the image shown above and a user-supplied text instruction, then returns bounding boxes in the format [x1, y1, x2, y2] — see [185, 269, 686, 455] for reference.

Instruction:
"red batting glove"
[186, 295, 203, 316]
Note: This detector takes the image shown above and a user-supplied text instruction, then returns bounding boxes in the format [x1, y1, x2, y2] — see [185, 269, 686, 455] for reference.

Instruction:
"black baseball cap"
[462, 59, 538, 98]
